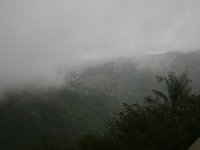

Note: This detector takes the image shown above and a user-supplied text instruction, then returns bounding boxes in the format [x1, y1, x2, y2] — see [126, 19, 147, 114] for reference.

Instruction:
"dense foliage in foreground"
[78, 72, 200, 150]
[0, 71, 200, 150]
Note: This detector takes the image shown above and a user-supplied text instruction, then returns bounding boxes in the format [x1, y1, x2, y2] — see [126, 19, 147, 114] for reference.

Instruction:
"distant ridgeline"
[0, 50, 200, 149]
[68, 50, 200, 103]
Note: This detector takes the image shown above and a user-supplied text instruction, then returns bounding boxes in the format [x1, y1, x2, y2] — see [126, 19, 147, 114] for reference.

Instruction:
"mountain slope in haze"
[0, 88, 115, 149]
[68, 50, 200, 103]
[0, 50, 200, 149]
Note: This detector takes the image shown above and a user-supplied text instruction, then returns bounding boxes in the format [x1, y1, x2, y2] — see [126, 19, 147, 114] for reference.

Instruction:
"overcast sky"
[0, 0, 200, 86]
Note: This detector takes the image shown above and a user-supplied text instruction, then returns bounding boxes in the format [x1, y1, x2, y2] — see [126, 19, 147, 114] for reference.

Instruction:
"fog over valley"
[1, 1, 200, 150]
[1, 0, 200, 88]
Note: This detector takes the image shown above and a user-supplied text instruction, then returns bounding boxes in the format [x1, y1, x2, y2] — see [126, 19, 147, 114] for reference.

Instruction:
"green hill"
[68, 50, 200, 103]
[0, 50, 200, 149]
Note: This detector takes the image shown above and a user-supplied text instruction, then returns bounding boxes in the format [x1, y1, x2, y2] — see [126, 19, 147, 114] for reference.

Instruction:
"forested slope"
[0, 50, 200, 149]
[68, 50, 200, 103]
[0, 89, 116, 149]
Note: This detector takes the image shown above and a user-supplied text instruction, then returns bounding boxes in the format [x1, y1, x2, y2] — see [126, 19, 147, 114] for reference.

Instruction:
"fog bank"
[0, 0, 200, 87]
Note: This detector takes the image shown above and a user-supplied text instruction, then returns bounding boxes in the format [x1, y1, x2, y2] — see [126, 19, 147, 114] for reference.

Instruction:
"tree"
[151, 71, 192, 104]
[78, 71, 200, 150]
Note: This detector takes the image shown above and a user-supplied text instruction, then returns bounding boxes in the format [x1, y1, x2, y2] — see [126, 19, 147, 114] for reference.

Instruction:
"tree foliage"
[78, 72, 200, 150]
[0, 71, 200, 150]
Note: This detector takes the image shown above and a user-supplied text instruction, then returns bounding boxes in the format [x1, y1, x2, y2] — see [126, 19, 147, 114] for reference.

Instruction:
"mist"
[1, 0, 200, 88]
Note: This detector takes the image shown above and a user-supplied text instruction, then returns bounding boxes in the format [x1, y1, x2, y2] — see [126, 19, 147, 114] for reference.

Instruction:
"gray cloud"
[0, 0, 200, 86]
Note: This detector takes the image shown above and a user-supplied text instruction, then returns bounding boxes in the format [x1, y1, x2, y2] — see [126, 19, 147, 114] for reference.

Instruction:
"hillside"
[0, 50, 200, 149]
[68, 50, 200, 103]
[0, 88, 115, 149]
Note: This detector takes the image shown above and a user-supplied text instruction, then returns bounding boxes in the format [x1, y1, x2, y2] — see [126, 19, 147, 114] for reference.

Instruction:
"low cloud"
[0, 0, 200, 87]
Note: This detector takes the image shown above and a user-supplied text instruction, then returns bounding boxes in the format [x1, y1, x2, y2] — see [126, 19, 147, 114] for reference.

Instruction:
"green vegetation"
[0, 51, 200, 149]
[0, 88, 116, 149]
[69, 50, 200, 103]
[1, 71, 200, 150]
[78, 72, 200, 150]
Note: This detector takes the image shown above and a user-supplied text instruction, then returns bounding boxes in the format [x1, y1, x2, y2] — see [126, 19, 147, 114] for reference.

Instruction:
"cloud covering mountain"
[0, 0, 200, 87]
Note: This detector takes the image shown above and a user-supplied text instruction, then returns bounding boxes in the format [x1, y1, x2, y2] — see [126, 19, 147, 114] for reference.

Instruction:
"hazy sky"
[0, 0, 200, 86]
